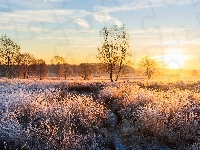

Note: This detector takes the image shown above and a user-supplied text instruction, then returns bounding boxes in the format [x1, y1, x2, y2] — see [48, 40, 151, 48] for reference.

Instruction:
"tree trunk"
[26, 66, 30, 79]
[110, 64, 113, 82]
[148, 74, 151, 79]
[115, 59, 123, 81]
[84, 69, 86, 80]
[6, 56, 11, 78]
[23, 72, 26, 79]
[147, 67, 151, 79]
[17, 65, 20, 78]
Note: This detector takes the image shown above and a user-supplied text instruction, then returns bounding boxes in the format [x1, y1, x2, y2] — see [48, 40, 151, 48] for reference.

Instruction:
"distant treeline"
[0, 63, 135, 80]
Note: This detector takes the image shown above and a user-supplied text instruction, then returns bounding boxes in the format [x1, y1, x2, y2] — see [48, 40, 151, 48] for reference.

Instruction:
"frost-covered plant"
[1, 79, 200, 149]
[137, 89, 200, 147]
[99, 83, 154, 123]
[99, 81, 200, 148]
[0, 80, 108, 149]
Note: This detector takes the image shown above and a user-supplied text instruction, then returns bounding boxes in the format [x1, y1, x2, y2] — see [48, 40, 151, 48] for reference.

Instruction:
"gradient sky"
[0, 0, 200, 69]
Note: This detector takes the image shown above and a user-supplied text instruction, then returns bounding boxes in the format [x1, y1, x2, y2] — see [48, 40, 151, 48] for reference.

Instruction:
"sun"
[164, 49, 187, 69]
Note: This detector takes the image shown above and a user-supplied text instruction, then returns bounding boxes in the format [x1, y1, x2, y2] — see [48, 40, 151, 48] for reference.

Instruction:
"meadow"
[0, 78, 200, 150]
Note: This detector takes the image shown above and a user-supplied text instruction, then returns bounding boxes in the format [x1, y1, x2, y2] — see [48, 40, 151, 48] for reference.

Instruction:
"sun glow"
[164, 49, 187, 69]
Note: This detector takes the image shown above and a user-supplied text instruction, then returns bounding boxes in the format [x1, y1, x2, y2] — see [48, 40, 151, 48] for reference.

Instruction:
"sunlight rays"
[154, 48, 191, 69]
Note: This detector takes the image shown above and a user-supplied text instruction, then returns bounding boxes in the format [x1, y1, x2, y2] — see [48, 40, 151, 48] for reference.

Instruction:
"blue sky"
[0, 0, 200, 69]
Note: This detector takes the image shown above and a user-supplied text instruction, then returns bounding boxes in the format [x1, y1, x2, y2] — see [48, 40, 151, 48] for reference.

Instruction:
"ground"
[0, 77, 200, 149]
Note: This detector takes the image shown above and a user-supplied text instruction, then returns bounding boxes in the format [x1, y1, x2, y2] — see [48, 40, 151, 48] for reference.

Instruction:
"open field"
[1, 78, 200, 149]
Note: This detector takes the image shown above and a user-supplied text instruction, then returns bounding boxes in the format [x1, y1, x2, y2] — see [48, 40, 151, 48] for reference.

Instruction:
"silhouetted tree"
[139, 56, 158, 79]
[15, 53, 24, 78]
[35, 59, 48, 80]
[0, 63, 6, 77]
[0, 35, 20, 78]
[97, 25, 132, 82]
[19, 53, 35, 79]
[50, 55, 65, 78]
[77, 63, 92, 80]
[62, 64, 73, 79]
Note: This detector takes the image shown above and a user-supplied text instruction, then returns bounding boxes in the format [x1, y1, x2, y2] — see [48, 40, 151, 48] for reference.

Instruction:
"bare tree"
[97, 25, 132, 82]
[50, 55, 65, 78]
[19, 53, 35, 79]
[77, 63, 92, 80]
[139, 56, 158, 79]
[0, 63, 6, 77]
[35, 59, 48, 80]
[62, 64, 73, 79]
[15, 53, 24, 78]
[0, 35, 20, 78]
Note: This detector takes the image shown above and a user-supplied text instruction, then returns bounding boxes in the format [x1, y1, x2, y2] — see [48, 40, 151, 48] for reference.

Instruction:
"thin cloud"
[93, 0, 191, 14]
[0, 9, 78, 23]
[0, 0, 192, 32]
[93, 13, 123, 27]
[129, 27, 191, 34]
[93, 1, 153, 14]
[0, 9, 92, 32]
[73, 18, 90, 29]
[92, 0, 191, 27]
